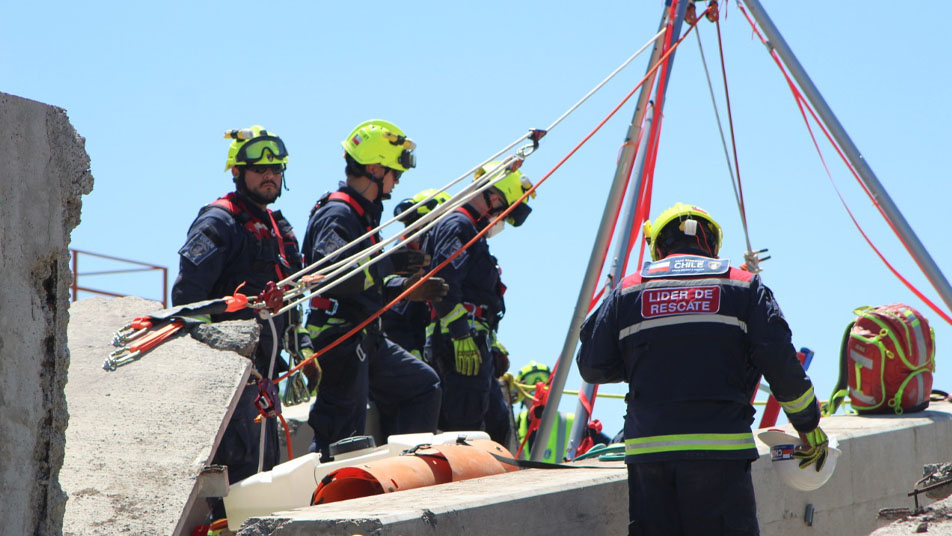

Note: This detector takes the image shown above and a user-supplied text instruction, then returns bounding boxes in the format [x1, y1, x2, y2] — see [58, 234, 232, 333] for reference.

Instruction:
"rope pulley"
[741, 248, 770, 274]
[685, 1, 719, 25]
[516, 128, 547, 159]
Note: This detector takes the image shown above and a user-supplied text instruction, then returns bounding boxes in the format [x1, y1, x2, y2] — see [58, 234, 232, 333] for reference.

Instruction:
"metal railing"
[69, 249, 168, 307]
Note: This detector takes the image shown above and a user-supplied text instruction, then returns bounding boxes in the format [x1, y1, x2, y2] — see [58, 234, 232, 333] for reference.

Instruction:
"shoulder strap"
[824, 319, 856, 416]
[208, 192, 240, 215]
[325, 191, 378, 245]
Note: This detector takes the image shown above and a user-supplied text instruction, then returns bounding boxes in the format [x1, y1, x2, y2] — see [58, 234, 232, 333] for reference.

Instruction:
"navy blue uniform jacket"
[576, 254, 820, 463]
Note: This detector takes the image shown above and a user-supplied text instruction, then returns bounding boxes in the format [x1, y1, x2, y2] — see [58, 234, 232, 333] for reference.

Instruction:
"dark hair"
[344, 153, 367, 179]
[655, 218, 718, 258]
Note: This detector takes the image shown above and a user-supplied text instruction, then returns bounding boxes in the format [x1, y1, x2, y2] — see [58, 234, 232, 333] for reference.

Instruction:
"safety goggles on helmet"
[383, 132, 416, 170]
[506, 202, 532, 227]
[235, 136, 288, 166]
[517, 361, 551, 386]
[395, 197, 437, 220]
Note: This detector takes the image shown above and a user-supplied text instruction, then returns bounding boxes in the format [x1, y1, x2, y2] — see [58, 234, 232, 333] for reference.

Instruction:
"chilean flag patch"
[645, 260, 670, 274]
[352, 134, 362, 146]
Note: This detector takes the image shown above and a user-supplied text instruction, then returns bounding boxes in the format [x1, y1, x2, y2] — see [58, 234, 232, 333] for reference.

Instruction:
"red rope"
[736, 2, 952, 326]
[715, 16, 750, 240]
[277, 5, 705, 385]
[577, 2, 707, 454]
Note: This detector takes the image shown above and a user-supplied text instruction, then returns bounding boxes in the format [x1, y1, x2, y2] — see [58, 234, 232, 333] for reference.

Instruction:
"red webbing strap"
[578, 1, 696, 450]
[212, 193, 291, 280]
[736, 3, 952, 327]
[129, 320, 185, 354]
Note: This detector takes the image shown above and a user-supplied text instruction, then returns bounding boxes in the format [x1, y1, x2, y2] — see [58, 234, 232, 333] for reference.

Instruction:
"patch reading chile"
[771, 444, 796, 461]
[642, 286, 721, 318]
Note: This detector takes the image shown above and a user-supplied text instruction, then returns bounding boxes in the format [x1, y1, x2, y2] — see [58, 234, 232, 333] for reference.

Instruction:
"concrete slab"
[0, 91, 93, 536]
[62, 297, 253, 536]
[238, 460, 628, 536]
[240, 403, 952, 536]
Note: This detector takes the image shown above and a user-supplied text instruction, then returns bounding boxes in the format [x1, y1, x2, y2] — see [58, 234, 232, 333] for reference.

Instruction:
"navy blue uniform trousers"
[627, 460, 759, 536]
[308, 332, 441, 459]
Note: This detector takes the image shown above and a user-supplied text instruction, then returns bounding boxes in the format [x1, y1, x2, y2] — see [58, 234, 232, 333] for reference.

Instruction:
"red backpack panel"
[827, 304, 935, 415]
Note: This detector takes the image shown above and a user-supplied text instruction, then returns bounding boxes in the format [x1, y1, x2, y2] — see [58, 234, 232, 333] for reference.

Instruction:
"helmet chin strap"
[348, 159, 389, 202]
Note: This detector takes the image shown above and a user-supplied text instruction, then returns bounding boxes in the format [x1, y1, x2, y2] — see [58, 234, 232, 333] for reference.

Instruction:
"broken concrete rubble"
[62, 297, 254, 536]
[0, 91, 93, 536]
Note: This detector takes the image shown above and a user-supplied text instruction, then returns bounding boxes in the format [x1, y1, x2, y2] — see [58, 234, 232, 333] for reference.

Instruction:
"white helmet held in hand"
[758, 429, 841, 491]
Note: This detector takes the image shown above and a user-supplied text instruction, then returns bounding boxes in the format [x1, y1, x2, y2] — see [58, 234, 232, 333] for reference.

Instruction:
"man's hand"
[794, 426, 828, 472]
[300, 348, 322, 393]
[390, 250, 431, 276]
[404, 272, 449, 302]
[452, 334, 482, 376]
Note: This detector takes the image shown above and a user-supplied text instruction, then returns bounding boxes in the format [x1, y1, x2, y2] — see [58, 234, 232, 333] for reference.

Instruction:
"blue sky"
[5, 1, 950, 438]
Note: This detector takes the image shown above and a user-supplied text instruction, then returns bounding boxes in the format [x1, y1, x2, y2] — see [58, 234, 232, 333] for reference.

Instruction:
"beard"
[248, 183, 280, 205]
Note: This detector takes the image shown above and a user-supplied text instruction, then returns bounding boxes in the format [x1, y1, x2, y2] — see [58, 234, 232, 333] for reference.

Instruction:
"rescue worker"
[381, 189, 452, 358]
[303, 120, 446, 459]
[423, 161, 533, 444]
[172, 125, 313, 504]
[577, 202, 828, 536]
[513, 361, 611, 462]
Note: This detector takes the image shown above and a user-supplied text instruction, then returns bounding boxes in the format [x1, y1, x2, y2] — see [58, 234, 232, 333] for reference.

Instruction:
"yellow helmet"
[475, 161, 535, 226]
[643, 202, 723, 261]
[341, 119, 416, 171]
[394, 189, 451, 226]
[224, 125, 288, 171]
[517, 361, 551, 388]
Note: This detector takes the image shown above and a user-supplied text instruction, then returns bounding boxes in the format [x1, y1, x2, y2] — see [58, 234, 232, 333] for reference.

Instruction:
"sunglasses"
[246, 164, 285, 175]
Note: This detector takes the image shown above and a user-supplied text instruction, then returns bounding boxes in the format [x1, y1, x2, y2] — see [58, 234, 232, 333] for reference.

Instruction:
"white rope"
[264, 28, 674, 314]
[545, 28, 667, 132]
[695, 27, 755, 256]
[276, 159, 519, 315]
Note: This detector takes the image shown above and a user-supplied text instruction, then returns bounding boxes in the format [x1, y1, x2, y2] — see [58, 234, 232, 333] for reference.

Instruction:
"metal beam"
[742, 0, 952, 312]
[566, 102, 654, 459]
[531, 0, 689, 461]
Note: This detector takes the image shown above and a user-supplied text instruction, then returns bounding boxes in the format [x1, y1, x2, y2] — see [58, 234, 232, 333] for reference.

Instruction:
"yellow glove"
[452, 335, 482, 376]
[794, 426, 828, 472]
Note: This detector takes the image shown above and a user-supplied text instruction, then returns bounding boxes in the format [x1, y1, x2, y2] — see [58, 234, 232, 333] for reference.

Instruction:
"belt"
[463, 302, 490, 319]
[309, 296, 339, 316]
[430, 301, 491, 322]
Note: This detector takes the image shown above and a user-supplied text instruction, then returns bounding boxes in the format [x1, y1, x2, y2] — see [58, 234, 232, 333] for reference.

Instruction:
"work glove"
[390, 249, 431, 276]
[794, 426, 829, 472]
[300, 347, 322, 393]
[452, 334, 482, 376]
[403, 272, 449, 302]
[490, 336, 510, 377]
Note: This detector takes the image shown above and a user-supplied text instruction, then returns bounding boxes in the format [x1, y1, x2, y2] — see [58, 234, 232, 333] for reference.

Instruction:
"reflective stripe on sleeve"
[619, 314, 747, 340]
[625, 432, 755, 456]
[439, 303, 470, 331]
[779, 386, 816, 415]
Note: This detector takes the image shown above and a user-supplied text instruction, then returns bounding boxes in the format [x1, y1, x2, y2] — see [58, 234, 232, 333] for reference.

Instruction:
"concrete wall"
[241, 405, 952, 535]
[0, 92, 93, 536]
